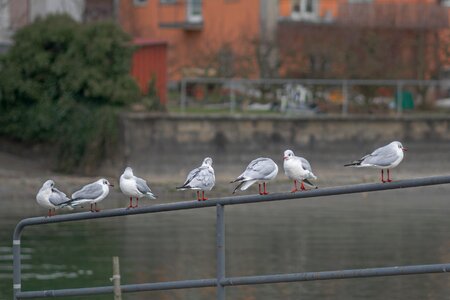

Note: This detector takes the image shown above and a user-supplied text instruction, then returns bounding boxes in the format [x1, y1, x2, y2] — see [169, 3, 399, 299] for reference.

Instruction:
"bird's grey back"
[135, 176, 152, 194]
[362, 144, 398, 166]
[72, 182, 103, 200]
[49, 188, 70, 206]
[244, 158, 277, 180]
[299, 157, 313, 172]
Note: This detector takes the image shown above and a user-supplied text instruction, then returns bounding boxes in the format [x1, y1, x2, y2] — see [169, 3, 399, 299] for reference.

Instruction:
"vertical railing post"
[216, 204, 225, 300]
[396, 81, 403, 115]
[13, 239, 21, 300]
[180, 78, 187, 113]
[342, 80, 349, 115]
[229, 80, 236, 114]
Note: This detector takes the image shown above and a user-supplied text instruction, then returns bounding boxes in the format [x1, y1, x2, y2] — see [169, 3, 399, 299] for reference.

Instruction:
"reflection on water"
[1, 185, 450, 300]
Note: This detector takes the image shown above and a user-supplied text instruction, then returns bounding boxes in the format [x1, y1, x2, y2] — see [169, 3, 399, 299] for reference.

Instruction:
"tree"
[0, 14, 140, 172]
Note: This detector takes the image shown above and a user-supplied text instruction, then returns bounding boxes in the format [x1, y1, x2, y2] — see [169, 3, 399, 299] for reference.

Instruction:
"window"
[441, 0, 450, 6]
[291, 0, 319, 21]
[187, 0, 202, 23]
[133, 0, 148, 6]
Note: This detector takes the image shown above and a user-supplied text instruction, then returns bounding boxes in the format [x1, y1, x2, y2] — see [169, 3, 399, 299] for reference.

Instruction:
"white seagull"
[176, 157, 215, 201]
[231, 157, 278, 195]
[69, 178, 113, 212]
[120, 167, 156, 208]
[344, 141, 407, 183]
[283, 150, 318, 192]
[36, 180, 72, 217]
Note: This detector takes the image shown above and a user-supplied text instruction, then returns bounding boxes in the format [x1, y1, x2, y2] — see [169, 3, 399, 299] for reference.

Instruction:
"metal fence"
[178, 77, 443, 115]
[13, 175, 450, 299]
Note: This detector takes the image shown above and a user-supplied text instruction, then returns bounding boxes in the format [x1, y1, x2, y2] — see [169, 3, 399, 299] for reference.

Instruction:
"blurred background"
[1, 0, 450, 299]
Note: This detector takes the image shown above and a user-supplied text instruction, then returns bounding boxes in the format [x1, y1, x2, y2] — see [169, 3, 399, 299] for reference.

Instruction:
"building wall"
[120, 0, 261, 80]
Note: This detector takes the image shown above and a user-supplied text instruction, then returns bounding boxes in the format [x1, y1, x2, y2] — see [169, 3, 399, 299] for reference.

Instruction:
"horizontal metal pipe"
[16, 263, 450, 298]
[221, 263, 450, 286]
[16, 279, 216, 299]
[183, 77, 440, 86]
[13, 175, 450, 240]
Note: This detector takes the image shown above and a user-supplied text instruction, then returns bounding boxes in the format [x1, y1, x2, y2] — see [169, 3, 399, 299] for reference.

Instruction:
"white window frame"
[291, 0, 319, 21]
[133, 0, 148, 7]
[187, 0, 202, 23]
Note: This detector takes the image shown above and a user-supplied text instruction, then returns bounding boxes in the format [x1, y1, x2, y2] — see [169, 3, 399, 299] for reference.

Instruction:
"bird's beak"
[109, 184, 114, 187]
[284, 156, 288, 160]
[402, 147, 408, 152]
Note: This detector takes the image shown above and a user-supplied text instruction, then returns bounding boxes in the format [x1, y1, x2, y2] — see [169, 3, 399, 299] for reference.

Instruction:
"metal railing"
[179, 77, 441, 115]
[13, 175, 450, 299]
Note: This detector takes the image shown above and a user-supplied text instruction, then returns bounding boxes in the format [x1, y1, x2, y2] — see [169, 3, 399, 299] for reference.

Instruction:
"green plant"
[0, 14, 140, 172]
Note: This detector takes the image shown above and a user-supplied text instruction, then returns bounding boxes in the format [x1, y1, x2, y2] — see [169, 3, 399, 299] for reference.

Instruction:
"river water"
[1, 182, 450, 300]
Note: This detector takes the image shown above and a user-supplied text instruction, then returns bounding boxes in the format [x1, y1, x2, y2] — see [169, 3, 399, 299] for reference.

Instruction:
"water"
[1, 184, 450, 300]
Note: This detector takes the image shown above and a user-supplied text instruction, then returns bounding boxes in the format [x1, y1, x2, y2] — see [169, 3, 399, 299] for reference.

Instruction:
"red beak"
[284, 156, 288, 160]
[402, 147, 407, 152]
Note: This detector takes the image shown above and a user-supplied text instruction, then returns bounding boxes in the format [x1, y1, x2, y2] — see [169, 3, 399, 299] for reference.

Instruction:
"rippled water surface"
[1, 184, 450, 300]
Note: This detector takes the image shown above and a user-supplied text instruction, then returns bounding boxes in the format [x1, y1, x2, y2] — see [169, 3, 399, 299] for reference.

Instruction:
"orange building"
[120, 0, 450, 81]
[120, 0, 278, 80]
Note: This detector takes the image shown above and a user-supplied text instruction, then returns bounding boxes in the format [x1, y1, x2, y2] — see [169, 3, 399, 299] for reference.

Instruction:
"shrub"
[0, 14, 140, 172]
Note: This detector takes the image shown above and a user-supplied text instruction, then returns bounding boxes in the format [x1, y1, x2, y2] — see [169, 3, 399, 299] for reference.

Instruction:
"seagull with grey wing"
[283, 149, 318, 192]
[176, 157, 215, 201]
[69, 178, 113, 212]
[120, 167, 156, 209]
[344, 141, 407, 183]
[36, 180, 72, 217]
[231, 157, 278, 195]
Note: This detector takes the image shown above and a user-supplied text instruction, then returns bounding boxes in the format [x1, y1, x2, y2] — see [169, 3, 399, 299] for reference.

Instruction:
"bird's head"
[101, 178, 114, 187]
[43, 180, 55, 189]
[123, 167, 134, 178]
[202, 157, 213, 166]
[284, 150, 294, 160]
[393, 141, 407, 152]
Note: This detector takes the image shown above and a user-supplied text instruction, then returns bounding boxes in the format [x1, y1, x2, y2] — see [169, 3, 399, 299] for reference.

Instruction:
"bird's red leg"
[197, 191, 201, 201]
[47, 209, 52, 217]
[95, 203, 100, 212]
[263, 182, 269, 195]
[90, 203, 94, 212]
[387, 169, 392, 182]
[127, 197, 133, 209]
[291, 180, 298, 193]
[301, 181, 306, 191]
[259, 183, 263, 195]
[381, 170, 386, 183]
[202, 191, 208, 201]
[134, 198, 139, 208]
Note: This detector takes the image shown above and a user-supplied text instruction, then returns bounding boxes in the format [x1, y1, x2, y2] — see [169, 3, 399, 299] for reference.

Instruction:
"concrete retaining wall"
[118, 113, 450, 181]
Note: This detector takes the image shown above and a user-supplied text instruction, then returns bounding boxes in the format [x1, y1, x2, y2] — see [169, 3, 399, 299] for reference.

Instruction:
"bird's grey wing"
[49, 188, 70, 206]
[135, 177, 152, 194]
[190, 167, 215, 188]
[299, 157, 313, 172]
[72, 182, 103, 200]
[245, 158, 276, 179]
[362, 146, 398, 167]
[181, 167, 201, 187]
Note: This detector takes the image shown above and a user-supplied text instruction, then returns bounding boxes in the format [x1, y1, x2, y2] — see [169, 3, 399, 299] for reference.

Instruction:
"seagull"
[176, 157, 215, 201]
[344, 141, 407, 183]
[120, 167, 156, 209]
[283, 150, 318, 192]
[69, 178, 113, 212]
[231, 157, 278, 195]
[36, 180, 72, 217]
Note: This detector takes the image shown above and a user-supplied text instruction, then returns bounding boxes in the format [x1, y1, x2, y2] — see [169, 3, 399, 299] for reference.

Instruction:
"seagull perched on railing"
[231, 157, 278, 195]
[176, 157, 215, 201]
[120, 167, 156, 208]
[344, 141, 407, 183]
[69, 179, 113, 212]
[283, 150, 317, 192]
[36, 180, 72, 217]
